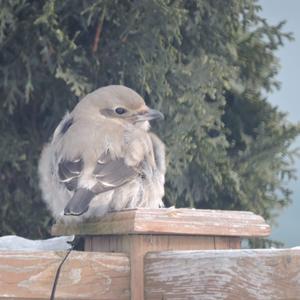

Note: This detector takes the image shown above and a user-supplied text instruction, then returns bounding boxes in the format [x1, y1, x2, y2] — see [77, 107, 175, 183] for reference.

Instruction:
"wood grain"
[51, 208, 269, 300]
[144, 249, 300, 300]
[86, 235, 240, 300]
[0, 251, 130, 299]
[52, 208, 270, 237]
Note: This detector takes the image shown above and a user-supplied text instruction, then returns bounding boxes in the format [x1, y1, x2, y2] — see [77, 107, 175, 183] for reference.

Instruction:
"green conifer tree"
[0, 0, 299, 240]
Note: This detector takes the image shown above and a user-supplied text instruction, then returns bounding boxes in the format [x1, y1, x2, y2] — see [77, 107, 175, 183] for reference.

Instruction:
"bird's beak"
[136, 108, 164, 122]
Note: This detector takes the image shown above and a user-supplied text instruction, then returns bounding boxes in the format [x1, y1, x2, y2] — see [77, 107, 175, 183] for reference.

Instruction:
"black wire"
[50, 236, 80, 300]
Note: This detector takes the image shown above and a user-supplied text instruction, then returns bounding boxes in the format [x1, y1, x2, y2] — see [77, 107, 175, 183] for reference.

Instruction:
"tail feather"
[64, 188, 95, 216]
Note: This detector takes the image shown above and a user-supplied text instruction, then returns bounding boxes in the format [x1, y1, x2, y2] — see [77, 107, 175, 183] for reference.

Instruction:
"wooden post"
[52, 208, 270, 300]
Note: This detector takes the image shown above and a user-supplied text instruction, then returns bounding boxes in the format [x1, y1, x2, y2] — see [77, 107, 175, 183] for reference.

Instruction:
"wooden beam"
[52, 208, 270, 237]
[0, 251, 130, 300]
[144, 249, 300, 300]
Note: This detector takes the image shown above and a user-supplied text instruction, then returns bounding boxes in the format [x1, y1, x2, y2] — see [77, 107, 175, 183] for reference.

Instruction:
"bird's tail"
[64, 188, 95, 216]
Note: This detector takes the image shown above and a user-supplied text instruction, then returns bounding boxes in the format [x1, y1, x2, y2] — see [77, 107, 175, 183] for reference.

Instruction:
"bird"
[38, 85, 166, 222]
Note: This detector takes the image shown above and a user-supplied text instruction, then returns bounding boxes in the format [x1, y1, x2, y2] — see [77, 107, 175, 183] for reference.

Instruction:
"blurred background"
[0, 0, 299, 247]
[260, 0, 300, 247]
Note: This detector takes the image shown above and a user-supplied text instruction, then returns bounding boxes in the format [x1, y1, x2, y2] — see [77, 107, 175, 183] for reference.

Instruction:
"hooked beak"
[136, 108, 164, 122]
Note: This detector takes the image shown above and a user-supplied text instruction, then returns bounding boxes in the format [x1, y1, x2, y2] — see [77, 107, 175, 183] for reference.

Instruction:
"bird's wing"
[58, 158, 82, 191]
[64, 151, 138, 216]
[92, 151, 138, 193]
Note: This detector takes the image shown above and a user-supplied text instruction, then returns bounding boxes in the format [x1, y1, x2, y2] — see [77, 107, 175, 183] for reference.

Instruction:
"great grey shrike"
[38, 85, 166, 222]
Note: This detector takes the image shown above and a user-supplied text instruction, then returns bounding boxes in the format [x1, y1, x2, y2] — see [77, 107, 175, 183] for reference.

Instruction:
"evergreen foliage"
[0, 0, 299, 239]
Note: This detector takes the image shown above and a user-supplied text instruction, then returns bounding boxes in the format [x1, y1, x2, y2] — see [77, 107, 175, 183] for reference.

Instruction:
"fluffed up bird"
[38, 85, 166, 222]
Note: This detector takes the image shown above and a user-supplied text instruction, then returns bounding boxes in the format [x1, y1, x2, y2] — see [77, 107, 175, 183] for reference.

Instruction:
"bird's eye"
[115, 107, 126, 115]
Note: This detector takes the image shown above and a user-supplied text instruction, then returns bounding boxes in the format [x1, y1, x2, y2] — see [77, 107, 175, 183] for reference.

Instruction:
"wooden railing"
[0, 251, 130, 299]
[144, 249, 300, 300]
[0, 208, 299, 300]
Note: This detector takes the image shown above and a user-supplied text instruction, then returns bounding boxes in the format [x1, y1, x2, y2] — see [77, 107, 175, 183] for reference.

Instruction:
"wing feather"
[92, 151, 138, 194]
[63, 151, 138, 216]
[58, 159, 82, 191]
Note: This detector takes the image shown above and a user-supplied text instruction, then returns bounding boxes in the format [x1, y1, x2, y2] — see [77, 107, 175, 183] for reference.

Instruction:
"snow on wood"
[0, 251, 130, 299]
[144, 249, 300, 300]
[52, 208, 270, 237]
[0, 235, 74, 251]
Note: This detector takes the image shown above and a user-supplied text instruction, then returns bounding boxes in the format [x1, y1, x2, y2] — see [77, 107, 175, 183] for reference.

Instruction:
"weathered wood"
[84, 235, 240, 252]
[52, 208, 270, 237]
[144, 249, 300, 300]
[52, 208, 270, 300]
[0, 251, 130, 300]
[85, 235, 240, 300]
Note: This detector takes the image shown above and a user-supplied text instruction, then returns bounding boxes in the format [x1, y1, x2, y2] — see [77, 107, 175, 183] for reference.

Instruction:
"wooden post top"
[51, 208, 271, 238]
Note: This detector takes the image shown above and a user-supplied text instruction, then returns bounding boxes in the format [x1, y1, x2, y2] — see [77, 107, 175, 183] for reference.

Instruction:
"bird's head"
[73, 85, 164, 130]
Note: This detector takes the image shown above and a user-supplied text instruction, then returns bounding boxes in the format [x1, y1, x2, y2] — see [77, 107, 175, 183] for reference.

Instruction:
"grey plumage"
[38, 85, 166, 222]
[58, 158, 82, 191]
